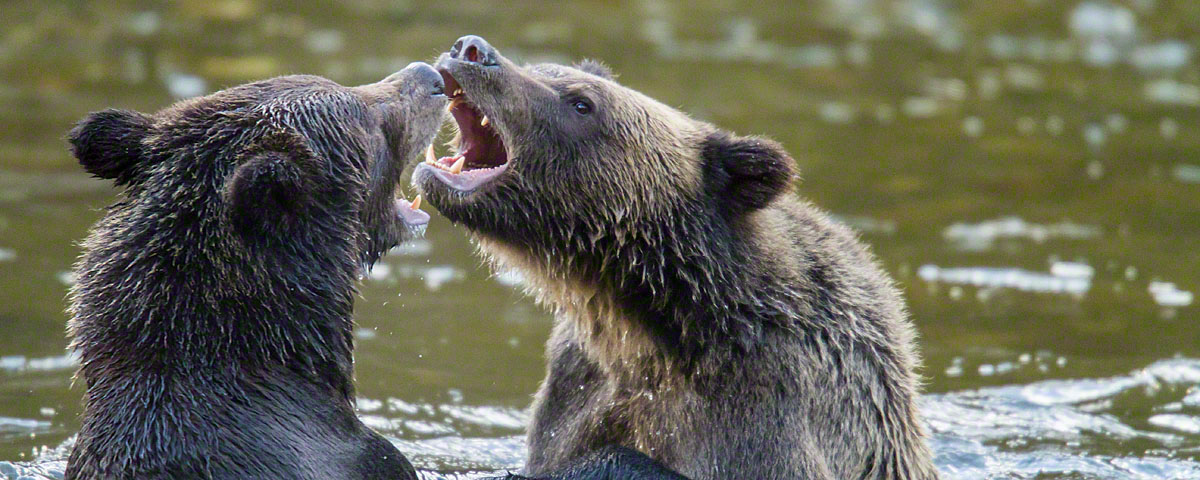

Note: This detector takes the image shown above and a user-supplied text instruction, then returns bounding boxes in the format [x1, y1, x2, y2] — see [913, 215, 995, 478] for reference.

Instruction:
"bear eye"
[572, 99, 593, 115]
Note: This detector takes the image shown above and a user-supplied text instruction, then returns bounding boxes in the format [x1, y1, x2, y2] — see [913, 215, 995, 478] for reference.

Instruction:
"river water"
[1, 1, 1198, 478]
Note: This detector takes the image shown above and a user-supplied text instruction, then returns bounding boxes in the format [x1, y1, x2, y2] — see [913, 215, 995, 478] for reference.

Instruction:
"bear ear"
[223, 130, 321, 240]
[575, 59, 615, 80]
[67, 109, 153, 186]
[702, 131, 796, 213]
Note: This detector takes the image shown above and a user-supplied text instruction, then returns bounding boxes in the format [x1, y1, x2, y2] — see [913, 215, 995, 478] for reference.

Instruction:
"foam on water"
[1145, 79, 1200, 106]
[943, 216, 1101, 251]
[0, 418, 50, 437]
[366, 262, 467, 292]
[0, 354, 77, 374]
[917, 263, 1093, 296]
[1149, 282, 1195, 308]
[1173, 164, 1200, 184]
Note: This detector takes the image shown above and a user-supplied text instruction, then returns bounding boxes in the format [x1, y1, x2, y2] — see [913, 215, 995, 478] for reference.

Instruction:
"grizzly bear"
[64, 64, 446, 479]
[414, 36, 939, 480]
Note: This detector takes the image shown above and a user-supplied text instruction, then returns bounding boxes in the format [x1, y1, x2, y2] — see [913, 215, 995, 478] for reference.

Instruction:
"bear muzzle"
[415, 64, 511, 193]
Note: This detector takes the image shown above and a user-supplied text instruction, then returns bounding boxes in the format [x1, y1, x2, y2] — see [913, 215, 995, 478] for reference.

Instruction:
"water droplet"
[1160, 118, 1179, 139]
[1017, 116, 1037, 135]
[1083, 123, 1106, 149]
[962, 116, 984, 138]
[874, 104, 895, 123]
[1046, 115, 1065, 136]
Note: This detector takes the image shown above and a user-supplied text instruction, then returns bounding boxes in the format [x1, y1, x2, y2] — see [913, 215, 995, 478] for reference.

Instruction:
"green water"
[1, 1, 1198, 478]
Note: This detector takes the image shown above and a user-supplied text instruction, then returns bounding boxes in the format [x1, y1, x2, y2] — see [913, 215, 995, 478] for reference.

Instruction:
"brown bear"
[414, 36, 940, 480]
[64, 64, 445, 479]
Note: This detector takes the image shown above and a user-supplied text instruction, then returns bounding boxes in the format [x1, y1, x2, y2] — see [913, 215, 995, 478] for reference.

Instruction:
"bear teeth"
[449, 155, 466, 174]
[425, 144, 437, 164]
[392, 190, 422, 211]
[426, 152, 469, 173]
[480, 115, 490, 127]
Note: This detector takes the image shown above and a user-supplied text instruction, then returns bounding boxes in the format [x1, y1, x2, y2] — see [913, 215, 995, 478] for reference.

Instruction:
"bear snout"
[383, 62, 445, 97]
[449, 35, 499, 67]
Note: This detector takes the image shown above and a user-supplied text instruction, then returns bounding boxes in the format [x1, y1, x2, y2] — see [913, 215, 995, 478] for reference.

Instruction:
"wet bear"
[414, 36, 939, 480]
[65, 64, 445, 480]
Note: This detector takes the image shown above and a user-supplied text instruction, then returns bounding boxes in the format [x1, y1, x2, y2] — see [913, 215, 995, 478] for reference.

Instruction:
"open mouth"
[419, 70, 509, 192]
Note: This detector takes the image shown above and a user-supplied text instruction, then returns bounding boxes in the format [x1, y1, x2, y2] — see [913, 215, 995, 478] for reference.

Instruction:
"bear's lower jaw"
[394, 196, 430, 227]
[413, 160, 508, 195]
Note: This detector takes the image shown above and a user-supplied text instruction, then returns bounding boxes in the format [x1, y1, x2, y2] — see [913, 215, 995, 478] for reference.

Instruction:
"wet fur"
[65, 72, 443, 480]
[418, 39, 938, 480]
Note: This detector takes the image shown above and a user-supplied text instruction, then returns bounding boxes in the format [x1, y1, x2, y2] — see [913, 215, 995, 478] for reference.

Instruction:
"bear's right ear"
[223, 131, 321, 240]
[575, 59, 615, 80]
[67, 109, 153, 186]
[702, 131, 796, 213]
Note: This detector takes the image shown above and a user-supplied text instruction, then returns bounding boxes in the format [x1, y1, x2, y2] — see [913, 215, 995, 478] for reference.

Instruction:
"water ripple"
[8, 359, 1198, 478]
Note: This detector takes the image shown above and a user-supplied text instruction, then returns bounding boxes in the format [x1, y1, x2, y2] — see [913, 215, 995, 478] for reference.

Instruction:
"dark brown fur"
[65, 65, 446, 480]
[416, 37, 938, 480]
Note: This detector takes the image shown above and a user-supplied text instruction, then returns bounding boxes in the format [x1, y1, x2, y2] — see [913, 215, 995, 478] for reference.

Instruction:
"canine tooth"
[410, 194, 422, 210]
[480, 115, 490, 127]
[425, 144, 436, 164]
[454, 88, 463, 97]
[449, 155, 466, 174]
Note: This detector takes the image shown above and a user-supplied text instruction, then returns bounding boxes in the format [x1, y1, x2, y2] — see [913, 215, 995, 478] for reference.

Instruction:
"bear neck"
[482, 201, 797, 380]
[69, 200, 361, 404]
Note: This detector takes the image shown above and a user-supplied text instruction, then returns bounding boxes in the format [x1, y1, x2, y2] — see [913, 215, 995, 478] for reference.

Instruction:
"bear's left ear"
[575, 59, 615, 80]
[702, 131, 796, 213]
[223, 130, 322, 240]
[67, 109, 153, 187]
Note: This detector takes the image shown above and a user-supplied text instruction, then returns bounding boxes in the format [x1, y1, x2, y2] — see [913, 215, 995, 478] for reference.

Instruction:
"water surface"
[1, 1, 1198, 478]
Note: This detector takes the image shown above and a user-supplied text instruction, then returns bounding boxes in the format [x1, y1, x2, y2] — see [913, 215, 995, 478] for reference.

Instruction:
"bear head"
[69, 63, 445, 269]
[413, 37, 794, 249]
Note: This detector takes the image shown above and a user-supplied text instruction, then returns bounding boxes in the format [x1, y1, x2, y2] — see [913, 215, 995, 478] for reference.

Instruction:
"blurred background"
[1, 0, 1198, 478]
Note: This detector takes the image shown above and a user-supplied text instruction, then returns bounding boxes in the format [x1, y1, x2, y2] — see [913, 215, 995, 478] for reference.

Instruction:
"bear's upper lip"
[416, 67, 509, 192]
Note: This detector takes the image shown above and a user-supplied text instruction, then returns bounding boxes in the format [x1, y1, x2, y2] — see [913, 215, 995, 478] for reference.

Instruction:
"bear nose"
[450, 35, 498, 66]
[386, 62, 444, 96]
[408, 62, 445, 96]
